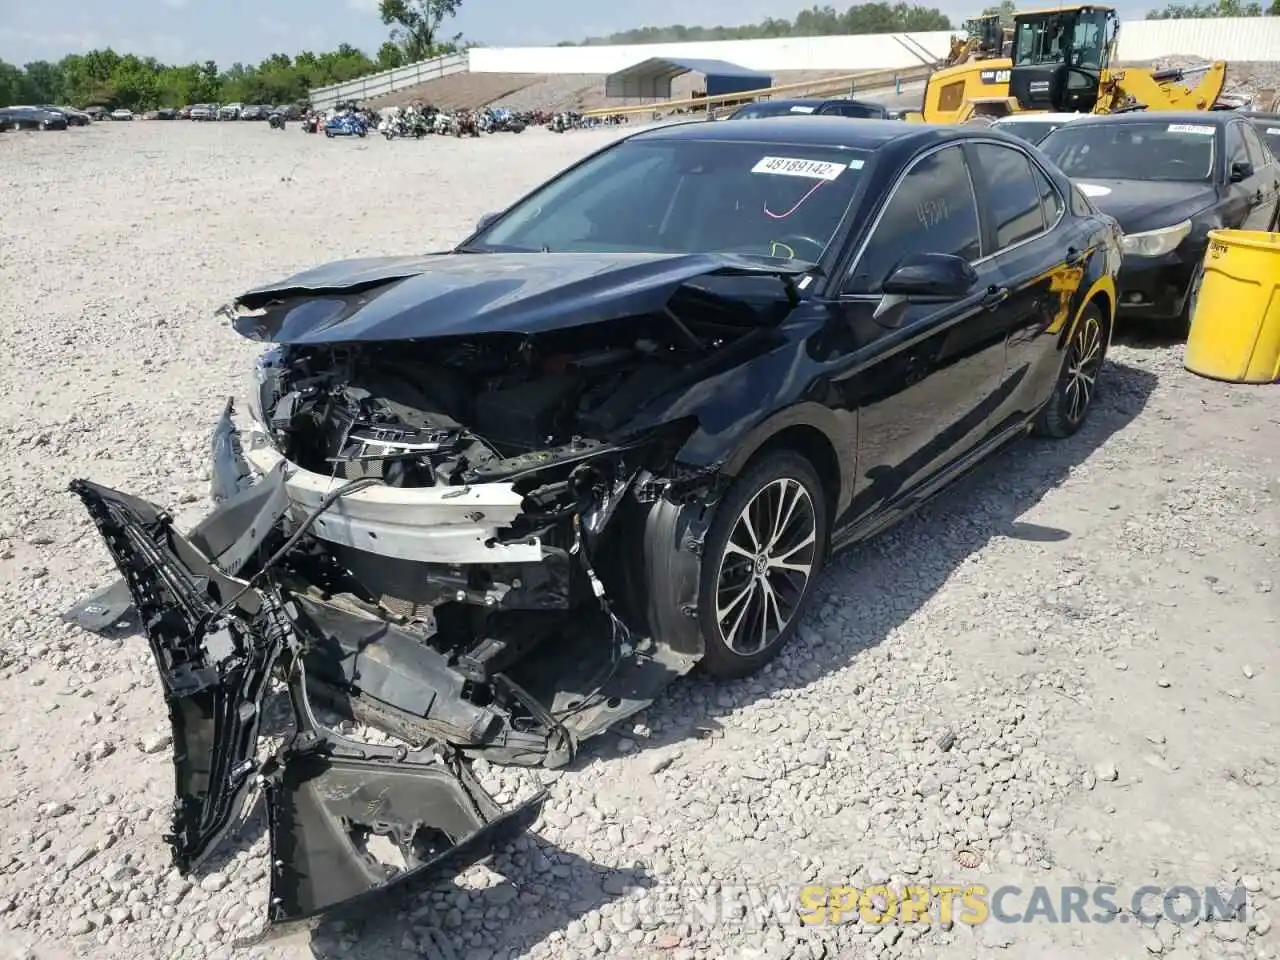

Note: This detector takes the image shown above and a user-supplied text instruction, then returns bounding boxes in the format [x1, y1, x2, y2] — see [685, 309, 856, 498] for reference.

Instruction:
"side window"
[1225, 124, 1250, 168]
[1241, 124, 1271, 169]
[848, 145, 981, 293]
[1069, 183, 1096, 217]
[1032, 162, 1064, 226]
[971, 143, 1046, 249]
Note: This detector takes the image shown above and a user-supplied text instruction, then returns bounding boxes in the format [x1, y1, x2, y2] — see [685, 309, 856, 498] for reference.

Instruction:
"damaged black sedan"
[68, 117, 1122, 930]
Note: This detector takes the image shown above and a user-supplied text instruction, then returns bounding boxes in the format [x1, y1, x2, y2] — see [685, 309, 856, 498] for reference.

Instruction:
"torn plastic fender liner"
[71, 477, 548, 929]
[262, 662, 547, 934]
[70, 477, 285, 874]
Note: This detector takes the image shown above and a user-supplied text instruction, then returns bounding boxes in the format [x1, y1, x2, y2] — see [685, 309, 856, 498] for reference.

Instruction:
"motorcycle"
[268, 112, 286, 130]
[301, 114, 319, 134]
[325, 113, 368, 138]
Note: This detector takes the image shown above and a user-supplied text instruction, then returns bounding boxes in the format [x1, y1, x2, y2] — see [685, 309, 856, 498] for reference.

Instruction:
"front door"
[830, 143, 1011, 524]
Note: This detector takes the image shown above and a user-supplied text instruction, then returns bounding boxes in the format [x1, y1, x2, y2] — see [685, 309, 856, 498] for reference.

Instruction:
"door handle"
[982, 285, 1010, 310]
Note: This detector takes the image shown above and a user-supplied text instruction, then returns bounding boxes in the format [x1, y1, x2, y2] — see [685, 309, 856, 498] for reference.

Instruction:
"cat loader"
[904, 4, 1228, 125]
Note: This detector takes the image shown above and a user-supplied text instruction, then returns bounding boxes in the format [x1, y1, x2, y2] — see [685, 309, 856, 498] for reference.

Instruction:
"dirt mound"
[369, 72, 545, 109]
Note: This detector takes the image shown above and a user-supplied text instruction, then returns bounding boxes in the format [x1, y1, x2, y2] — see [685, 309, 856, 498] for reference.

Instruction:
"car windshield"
[996, 120, 1064, 144]
[1039, 120, 1217, 182]
[468, 138, 871, 262]
[730, 102, 820, 119]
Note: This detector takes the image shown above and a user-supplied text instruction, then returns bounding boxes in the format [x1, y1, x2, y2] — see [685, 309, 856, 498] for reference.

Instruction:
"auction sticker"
[789, 105, 816, 113]
[1077, 182, 1111, 197]
[1168, 123, 1214, 135]
[1268, 128, 1280, 135]
[751, 156, 844, 180]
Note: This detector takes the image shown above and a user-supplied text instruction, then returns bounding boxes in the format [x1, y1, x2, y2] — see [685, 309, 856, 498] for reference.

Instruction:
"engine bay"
[251, 305, 753, 490]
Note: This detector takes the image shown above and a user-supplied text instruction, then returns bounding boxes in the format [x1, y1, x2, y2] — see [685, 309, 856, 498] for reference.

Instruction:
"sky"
[0, 0, 1146, 68]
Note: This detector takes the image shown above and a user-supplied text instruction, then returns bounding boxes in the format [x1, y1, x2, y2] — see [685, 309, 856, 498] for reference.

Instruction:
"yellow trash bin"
[1184, 229, 1280, 384]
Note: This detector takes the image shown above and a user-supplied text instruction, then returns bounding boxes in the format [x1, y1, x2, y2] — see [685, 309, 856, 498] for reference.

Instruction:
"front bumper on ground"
[67, 475, 546, 935]
[1115, 250, 1199, 321]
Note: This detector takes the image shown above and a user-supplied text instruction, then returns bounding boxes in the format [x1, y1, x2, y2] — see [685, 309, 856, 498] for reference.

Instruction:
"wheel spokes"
[714, 477, 818, 656]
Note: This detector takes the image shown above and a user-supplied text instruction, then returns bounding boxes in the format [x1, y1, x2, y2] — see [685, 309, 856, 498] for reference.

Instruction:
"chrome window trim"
[840, 136, 1068, 296]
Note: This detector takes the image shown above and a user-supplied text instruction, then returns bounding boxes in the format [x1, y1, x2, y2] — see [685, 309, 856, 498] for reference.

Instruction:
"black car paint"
[1041, 112, 1280, 321]
[67, 116, 1119, 931]
[230, 252, 812, 343]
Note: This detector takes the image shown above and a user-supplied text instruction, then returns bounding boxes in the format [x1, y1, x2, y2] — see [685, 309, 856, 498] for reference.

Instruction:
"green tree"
[570, 2, 952, 44]
[981, 0, 1017, 26]
[377, 41, 407, 70]
[1146, 0, 1262, 16]
[377, 0, 463, 61]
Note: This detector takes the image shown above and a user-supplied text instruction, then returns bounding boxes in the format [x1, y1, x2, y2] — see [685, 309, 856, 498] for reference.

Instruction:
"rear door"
[832, 143, 1011, 521]
[965, 139, 1091, 423]
[1224, 121, 1273, 231]
[1240, 121, 1280, 229]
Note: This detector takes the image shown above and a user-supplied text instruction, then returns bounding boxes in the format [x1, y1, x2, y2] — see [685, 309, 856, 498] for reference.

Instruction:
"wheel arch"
[704, 402, 854, 525]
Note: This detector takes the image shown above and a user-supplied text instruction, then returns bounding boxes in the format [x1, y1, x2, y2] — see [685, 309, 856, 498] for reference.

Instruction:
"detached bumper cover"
[69, 478, 546, 931]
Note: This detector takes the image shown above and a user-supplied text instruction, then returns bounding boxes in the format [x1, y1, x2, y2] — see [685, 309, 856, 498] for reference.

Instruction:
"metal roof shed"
[605, 58, 772, 99]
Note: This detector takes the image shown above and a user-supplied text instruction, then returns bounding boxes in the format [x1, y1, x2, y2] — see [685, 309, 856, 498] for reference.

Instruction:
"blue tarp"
[605, 58, 772, 99]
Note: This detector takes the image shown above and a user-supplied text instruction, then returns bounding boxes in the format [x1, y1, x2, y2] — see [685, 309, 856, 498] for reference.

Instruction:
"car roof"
[994, 112, 1088, 123]
[1061, 110, 1233, 129]
[745, 97, 880, 107]
[629, 116, 976, 151]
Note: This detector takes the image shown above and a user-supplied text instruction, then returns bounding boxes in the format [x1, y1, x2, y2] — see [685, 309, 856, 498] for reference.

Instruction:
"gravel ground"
[0, 121, 1278, 960]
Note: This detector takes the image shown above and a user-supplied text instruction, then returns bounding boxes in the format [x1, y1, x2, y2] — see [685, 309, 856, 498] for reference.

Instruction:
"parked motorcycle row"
[284, 101, 630, 140]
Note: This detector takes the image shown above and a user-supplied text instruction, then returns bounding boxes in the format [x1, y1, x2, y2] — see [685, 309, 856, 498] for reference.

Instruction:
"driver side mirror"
[882, 253, 978, 298]
[1230, 160, 1253, 183]
[475, 211, 501, 231]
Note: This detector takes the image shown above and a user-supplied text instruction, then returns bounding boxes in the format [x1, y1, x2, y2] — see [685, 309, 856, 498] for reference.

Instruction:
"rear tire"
[696, 450, 828, 679]
[1033, 302, 1108, 439]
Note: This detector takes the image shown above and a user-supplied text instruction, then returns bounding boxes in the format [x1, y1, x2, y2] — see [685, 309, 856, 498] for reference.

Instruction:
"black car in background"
[726, 97, 891, 120]
[31, 104, 90, 125]
[1038, 111, 1280, 327]
[0, 107, 68, 130]
[69, 117, 1122, 930]
[1244, 112, 1280, 158]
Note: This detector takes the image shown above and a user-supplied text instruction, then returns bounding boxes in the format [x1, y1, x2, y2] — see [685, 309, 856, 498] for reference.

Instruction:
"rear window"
[1039, 120, 1217, 181]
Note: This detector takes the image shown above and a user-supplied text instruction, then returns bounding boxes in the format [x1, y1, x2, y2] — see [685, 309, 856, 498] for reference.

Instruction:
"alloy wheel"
[713, 477, 817, 657]
[1064, 312, 1105, 425]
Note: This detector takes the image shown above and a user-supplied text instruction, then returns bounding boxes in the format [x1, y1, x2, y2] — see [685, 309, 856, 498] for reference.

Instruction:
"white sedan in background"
[991, 112, 1087, 145]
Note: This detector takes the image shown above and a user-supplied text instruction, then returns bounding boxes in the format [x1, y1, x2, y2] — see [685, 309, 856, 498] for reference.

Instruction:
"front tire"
[1033, 302, 1108, 439]
[697, 450, 828, 679]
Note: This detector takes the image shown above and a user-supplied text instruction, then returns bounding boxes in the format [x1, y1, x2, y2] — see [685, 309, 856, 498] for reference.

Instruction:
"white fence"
[309, 52, 468, 110]
[307, 17, 1280, 106]
[465, 18, 1280, 74]
[1117, 17, 1280, 62]
[467, 33, 956, 74]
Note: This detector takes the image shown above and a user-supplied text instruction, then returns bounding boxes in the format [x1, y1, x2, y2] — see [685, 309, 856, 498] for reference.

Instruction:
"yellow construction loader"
[905, 4, 1228, 124]
[943, 14, 1013, 66]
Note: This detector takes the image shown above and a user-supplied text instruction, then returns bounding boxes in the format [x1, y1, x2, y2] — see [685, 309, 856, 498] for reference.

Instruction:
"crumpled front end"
[62, 259, 800, 925]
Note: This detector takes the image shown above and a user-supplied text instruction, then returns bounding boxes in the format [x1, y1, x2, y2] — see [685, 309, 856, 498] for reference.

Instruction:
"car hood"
[228, 251, 810, 345]
[1070, 178, 1220, 234]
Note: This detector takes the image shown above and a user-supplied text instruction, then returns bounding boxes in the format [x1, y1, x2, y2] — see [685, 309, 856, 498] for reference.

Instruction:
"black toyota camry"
[1038, 111, 1280, 327]
[67, 118, 1122, 930]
